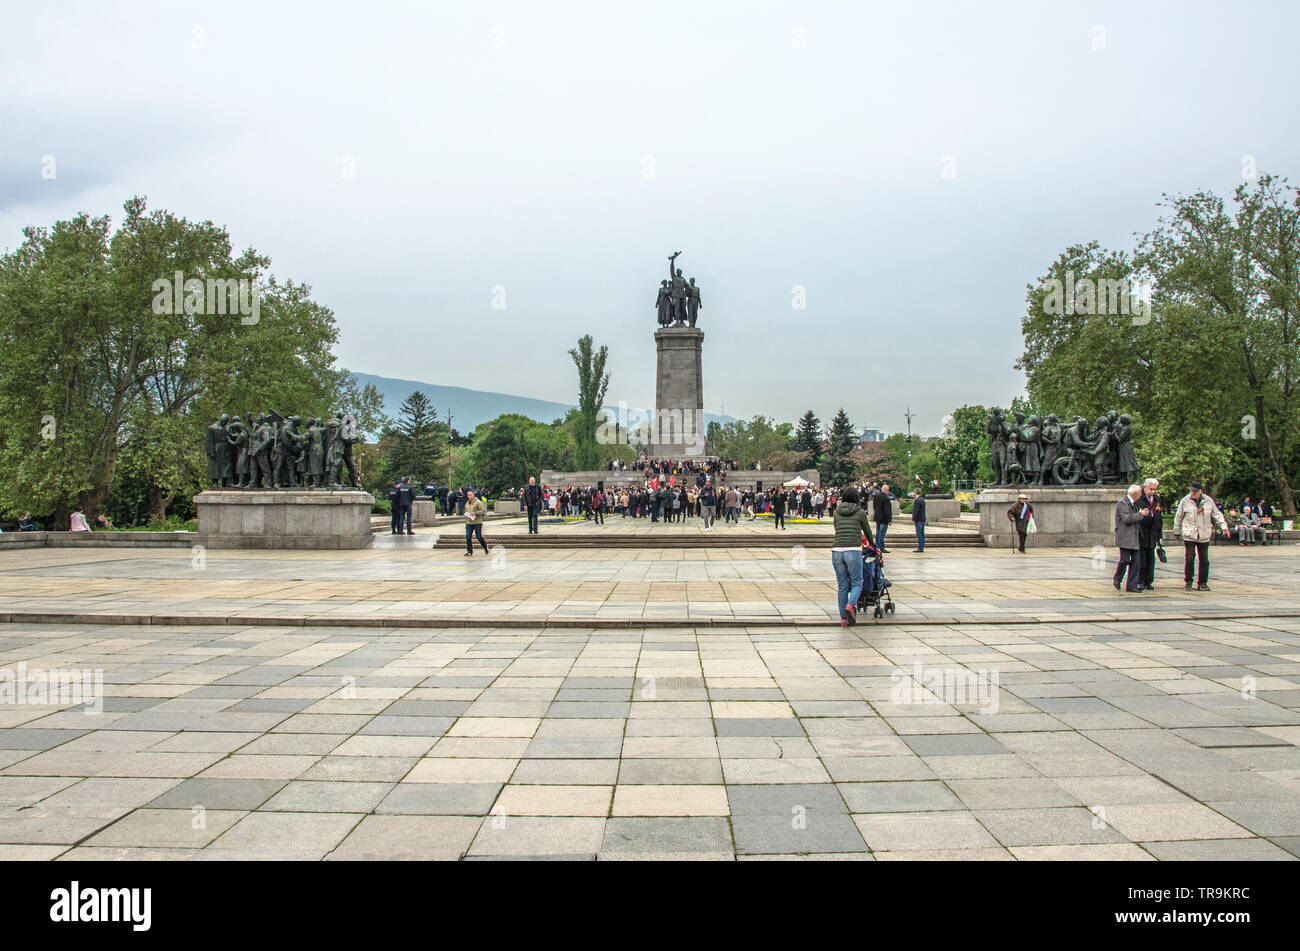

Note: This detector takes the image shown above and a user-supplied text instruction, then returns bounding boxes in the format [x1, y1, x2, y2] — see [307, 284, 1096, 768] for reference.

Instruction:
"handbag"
[1156, 543, 1167, 563]
[1026, 516, 1037, 534]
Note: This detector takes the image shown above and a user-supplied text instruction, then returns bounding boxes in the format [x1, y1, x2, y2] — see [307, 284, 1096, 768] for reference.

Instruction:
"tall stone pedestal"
[195, 490, 375, 549]
[978, 486, 1126, 548]
[652, 326, 705, 457]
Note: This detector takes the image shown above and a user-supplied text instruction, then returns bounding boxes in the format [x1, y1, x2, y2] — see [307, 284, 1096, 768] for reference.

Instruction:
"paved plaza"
[0, 531, 1297, 860]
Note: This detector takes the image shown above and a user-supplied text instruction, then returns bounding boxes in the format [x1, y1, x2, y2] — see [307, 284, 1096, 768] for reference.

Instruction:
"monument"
[978, 407, 1139, 547]
[196, 407, 374, 548]
[652, 251, 706, 457]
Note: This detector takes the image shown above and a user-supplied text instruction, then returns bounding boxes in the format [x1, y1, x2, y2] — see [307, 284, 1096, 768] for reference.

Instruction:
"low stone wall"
[978, 486, 1127, 548]
[195, 489, 374, 549]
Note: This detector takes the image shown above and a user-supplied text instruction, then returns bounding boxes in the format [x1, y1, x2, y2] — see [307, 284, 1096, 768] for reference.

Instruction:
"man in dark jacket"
[388, 481, 402, 534]
[1137, 478, 1164, 590]
[872, 483, 894, 552]
[911, 489, 927, 553]
[523, 476, 543, 534]
[396, 476, 416, 534]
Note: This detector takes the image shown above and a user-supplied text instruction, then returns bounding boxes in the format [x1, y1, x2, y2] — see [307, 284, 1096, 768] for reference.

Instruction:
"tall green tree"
[819, 408, 857, 486]
[383, 390, 443, 482]
[792, 410, 822, 469]
[568, 334, 609, 470]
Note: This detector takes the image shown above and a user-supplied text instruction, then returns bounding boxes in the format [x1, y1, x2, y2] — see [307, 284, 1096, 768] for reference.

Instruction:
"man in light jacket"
[1174, 481, 1229, 589]
[1113, 484, 1147, 592]
[463, 490, 489, 556]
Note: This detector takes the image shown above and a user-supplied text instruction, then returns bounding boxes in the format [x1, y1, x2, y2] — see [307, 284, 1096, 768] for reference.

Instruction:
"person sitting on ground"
[94, 513, 114, 530]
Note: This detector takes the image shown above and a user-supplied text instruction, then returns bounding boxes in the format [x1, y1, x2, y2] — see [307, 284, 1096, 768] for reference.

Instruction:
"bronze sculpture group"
[655, 250, 702, 327]
[205, 411, 360, 489]
[987, 408, 1138, 486]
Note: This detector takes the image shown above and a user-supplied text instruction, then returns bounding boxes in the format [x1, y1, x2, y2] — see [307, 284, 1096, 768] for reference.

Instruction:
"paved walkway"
[1, 615, 1298, 860]
[0, 545, 1294, 626]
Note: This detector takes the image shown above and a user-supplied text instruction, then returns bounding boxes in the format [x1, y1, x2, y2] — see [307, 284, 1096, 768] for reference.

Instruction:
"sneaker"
[1197, 583, 1210, 591]
[845, 604, 856, 626]
[1145, 584, 1155, 590]
[464, 552, 472, 557]
[1184, 582, 1192, 590]
[840, 618, 849, 628]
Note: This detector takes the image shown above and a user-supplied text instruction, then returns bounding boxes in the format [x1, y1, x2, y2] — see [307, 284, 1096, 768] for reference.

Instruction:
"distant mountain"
[350, 371, 735, 433]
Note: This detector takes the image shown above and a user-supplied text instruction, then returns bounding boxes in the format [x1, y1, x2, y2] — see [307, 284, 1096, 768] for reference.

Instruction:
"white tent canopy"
[783, 476, 811, 487]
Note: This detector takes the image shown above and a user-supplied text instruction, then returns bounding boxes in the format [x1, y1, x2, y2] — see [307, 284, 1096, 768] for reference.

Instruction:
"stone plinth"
[978, 486, 1126, 548]
[919, 498, 961, 520]
[652, 326, 705, 457]
[196, 490, 374, 549]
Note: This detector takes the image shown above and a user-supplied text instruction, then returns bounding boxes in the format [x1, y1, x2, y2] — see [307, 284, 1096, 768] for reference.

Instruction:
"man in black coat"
[911, 489, 927, 553]
[396, 476, 416, 534]
[771, 488, 787, 530]
[523, 476, 543, 534]
[388, 481, 402, 534]
[1137, 478, 1164, 590]
[872, 483, 894, 552]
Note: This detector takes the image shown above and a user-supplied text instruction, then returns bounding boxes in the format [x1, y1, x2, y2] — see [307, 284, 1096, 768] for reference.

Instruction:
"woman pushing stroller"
[831, 486, 874, 626]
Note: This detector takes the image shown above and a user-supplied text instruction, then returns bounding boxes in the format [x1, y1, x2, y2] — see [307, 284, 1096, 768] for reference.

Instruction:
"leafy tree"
[568, 334, 609, 470]
[0, 198, 385, 524]
[710, 415, 793, 466]
[932, 404, 993, 486]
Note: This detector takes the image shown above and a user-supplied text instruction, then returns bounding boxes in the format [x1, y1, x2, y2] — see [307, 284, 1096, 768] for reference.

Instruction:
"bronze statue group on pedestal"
[988, 408, 1138, 486]
[205, 411, 360, 490]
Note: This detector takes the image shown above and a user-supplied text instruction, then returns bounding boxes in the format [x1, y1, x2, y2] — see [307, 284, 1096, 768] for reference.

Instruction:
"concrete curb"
[2, 610, 1297, 630]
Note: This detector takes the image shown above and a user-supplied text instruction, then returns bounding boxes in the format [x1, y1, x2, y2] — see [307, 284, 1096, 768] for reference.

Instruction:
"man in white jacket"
[1173, 481, 1230, 590]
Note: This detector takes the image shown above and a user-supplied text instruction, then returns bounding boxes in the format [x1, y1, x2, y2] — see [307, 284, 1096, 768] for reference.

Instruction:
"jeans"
[875, 523, 889, 550]
[914, 521, 925, 552]
[465, 523, 488, 554]
[527, 505, 539, 533]
[1184, 541, 1209, 585]
[832, 549, 864, 619]
[774, 512, 784, 529]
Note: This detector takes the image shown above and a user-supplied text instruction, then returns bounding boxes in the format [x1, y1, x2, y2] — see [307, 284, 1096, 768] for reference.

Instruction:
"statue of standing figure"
[205, 415, 234, 488]
[655, 251, 702, 327]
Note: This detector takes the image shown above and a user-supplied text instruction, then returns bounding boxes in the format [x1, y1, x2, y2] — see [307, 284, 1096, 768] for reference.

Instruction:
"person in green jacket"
[831, 486, 874, 625]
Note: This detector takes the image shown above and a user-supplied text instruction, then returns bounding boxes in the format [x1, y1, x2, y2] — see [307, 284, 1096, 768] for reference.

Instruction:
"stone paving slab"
[2, 609, 1299, 860]
[0, 546, 1294, 628]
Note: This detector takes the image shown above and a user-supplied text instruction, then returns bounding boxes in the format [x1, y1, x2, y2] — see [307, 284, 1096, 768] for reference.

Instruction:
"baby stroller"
[856, 535, 895, 619]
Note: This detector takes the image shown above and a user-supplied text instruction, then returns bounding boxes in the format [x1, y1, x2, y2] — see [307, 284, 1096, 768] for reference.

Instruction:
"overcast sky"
[4, 1, 1298, 436]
